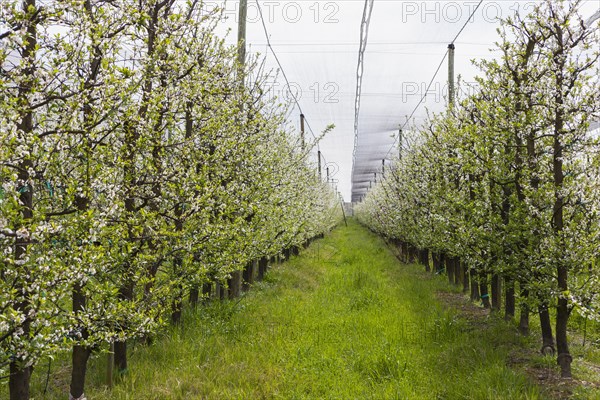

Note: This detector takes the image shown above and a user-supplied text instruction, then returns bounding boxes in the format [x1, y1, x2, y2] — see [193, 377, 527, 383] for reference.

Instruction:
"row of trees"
[356, 0, 599, 379]
[0, 1, 341, 399]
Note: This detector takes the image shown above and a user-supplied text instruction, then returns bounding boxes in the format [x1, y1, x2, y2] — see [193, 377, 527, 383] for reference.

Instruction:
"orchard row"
[356, 0, 599, 380]
[0, 2, 340, 400]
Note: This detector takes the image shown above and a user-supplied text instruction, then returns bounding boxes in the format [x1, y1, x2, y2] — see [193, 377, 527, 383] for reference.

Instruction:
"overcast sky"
[212, 0, 600, 201]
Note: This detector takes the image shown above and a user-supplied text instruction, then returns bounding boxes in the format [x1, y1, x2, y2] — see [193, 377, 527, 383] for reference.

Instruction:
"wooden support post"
[340, 201, 348, 227]
[300, 113, 305, 150]
[106, 342, 114, 388]
[448, 43, 455, 109]
[237, 0, 247, 66]
[318, 150, 322, 181]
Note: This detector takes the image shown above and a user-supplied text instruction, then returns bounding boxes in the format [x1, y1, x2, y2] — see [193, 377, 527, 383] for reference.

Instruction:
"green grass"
[5, 220, 552, 398]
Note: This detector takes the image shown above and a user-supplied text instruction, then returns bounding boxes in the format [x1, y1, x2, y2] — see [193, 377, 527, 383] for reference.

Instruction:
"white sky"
[212, 0, 599, 201]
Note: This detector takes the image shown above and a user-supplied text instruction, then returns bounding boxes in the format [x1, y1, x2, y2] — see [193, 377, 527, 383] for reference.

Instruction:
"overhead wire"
[451, 0, 484, 45]
[377, 0, 484, 168]
[255, 0, 336, 183]
[254, 0, 318, 142]
[250, 41, 492, 46]
[381, 50, 448, 161]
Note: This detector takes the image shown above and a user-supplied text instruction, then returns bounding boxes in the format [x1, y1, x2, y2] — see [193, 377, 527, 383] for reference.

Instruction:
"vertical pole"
[448, 43, 455, 109]
[382, 159, 385, 178]
[237, 0, 248, 120]
[340, 201, 348, 226]
[398, 128, 403, 160]
[106, 342, 114, 388]
[300, 113, 305, 151]
[238, 0, 248, 67]
[317, 150, 322, 181]
[326, 166, 330, 184]
[374, 172, 377, 184]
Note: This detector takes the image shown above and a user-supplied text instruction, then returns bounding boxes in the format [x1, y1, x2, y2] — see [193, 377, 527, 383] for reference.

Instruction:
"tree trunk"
[171, 284, 183, 325]
[201, 282, 212, 302]
[216, 282, 225, 300]
[71, 345, 90, 399]
[69, 3, 106, 395]
[401, 242, 409, 263]
[461, 262, 469, 293]
[189, 286, 200, 307]
[433, 253, 443, 274]
[9, 363, 31, 400]
[396, 241, 402, 262]
[479, 276, 491, 309]
[171, 306, 182, 325]
[554, 132, 572, 375]
[519, 288, 530, 335]
[410, 246, 418, 263]
[113, 340, 127, 374]
[10, 2, 36, 398]
[453, 257, 461, 286]
[419, 249, 430, 272]
[491, 273, 501, 312]
[446, 255, 454, 285]
[171, 254, 184, 324]
[470, 269, 480, 302]
[70, 284, 91, 399]
[551, 36, 571, 377]
[556, 316, 572, 377]
[114, 280, 133, 373]
[557, 266, 572, 377]
[504, 278, 515, 321]
[242, 261, 254, 291]
[229, 270, 242, 299]
[258, 257, 268, 281]
[226, 281, 231, 299]
[539, 303, 555, 355]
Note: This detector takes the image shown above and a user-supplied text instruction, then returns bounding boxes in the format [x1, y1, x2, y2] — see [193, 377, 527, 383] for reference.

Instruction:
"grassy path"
[80, 220, 539, 399]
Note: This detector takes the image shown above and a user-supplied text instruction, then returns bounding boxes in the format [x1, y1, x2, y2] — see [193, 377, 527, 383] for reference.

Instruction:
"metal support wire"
[255, 0, 318, 141]
[378, 0, 483, 170]
[255, 0, 334, 176]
